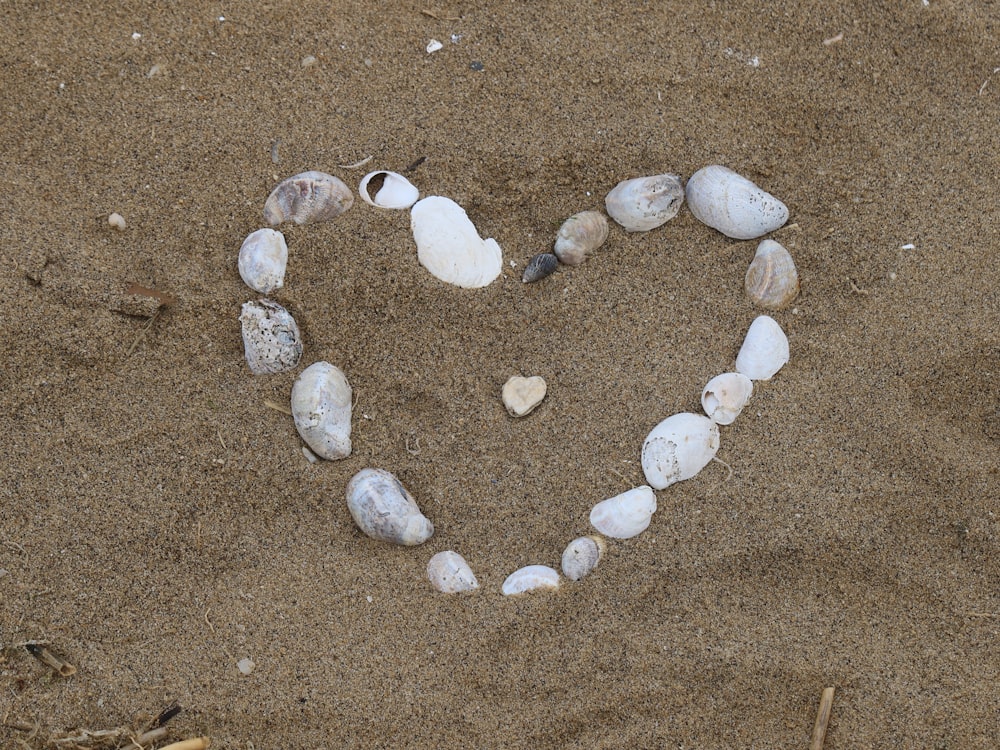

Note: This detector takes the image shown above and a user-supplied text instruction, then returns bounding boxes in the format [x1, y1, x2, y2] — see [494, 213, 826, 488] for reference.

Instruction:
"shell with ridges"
[410, 196, 503, 288]
[553, 210, 609, 265]
[685, 165, 788, 239]
[290, 361, 352, 460]
[735, 315, 789, 381]
[239, 299, 302, 375]
[238, 228, 288, 294]
[501, 565, 560, 595]
[345, 468, 434, 546]
[359, 171, 420, 209]
[561, 536, 606, 581]
[522, 252, 559, 283]
[641, 413, 720, 490]
[589, 486, 657, 539]
[701, 372, 753, 425]
[605, 174, 685, 232]
[264, 171, 354, 226]
[745, 239, 799, 309]
[427, 551, 479, 593]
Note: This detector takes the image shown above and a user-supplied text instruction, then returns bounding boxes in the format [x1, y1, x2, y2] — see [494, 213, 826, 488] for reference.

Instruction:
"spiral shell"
[239, 299, 302, 375]
[290, 361, 352, 461]
[427, 551, 479, 593]
[553, 210, 609, 265]
[345, 468, 434, 546]
[641, 413, 720, 490]
[264, 171, 354, 226]
[745, 239, 799, 309]
[589, 486, 657, 539]
[522, 253, 559, 283]
[701, 372, 753, 425]
[238, 228, 288, 294]
[735, 315, 789, 381]
[561, 536, 605, 581]
[685, 165, 788, 240]
[501, 565, 560, 595]
[604, 174, 684, 232]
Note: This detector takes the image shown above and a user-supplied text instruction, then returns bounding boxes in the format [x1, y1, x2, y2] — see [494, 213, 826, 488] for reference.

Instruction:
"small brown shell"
[522, 252, 559, 282]
[264, 171, 354, 226]
[745, 239, 799, 309]
[553, 210, 609, 265]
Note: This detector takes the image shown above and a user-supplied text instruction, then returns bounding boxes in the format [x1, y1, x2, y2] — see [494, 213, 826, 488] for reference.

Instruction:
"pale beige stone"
[502, 375, 547, 417]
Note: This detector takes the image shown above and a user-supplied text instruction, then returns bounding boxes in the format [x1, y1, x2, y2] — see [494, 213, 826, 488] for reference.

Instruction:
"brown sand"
[2, 2, 998, 747]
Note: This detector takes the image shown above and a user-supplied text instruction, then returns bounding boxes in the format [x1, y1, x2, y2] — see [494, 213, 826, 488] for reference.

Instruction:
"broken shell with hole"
[701, 372, 753, 425]
[501, 565, 560, 595]
[553, 210, 609, 265]
[290, 361, 352, 460]
[745, 239, 799, 309]
[641, 413, 720, 490]
[427, 551, 480, 593]
[735, 315, 790, 381]
[604, 174, 685, 232]
[264, 171, 354, 225]
[685, 165, 788, 239]
[410, 196, 503, 288]
[239, 299, 303, 374]
[561, 536, 606, 581]
[238, 228, 288, 294]
[359, 170, 420, 209]
[346, 468, 434, 546]
[589, 486, 657, 539]
[522, 252, 559, 283]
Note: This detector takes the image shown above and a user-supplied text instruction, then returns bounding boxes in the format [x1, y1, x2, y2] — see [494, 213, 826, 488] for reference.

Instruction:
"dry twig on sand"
[809, 686, 836, 750]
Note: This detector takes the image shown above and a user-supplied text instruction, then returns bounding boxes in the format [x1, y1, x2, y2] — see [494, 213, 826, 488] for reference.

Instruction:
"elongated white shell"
[735, 315, 790, 381]
[641, 413, 720, 490]
[239, 299, 302, 374]
[501, 565, 560, 595]
[701, 372, 753, 425]
[290, 362, 352, 460]
[238, 228, 288, 294]
[427, 551, 479, 593]
[410, 196, 503, 288]
[345, 468, 434, 546]
[264, 171, 354, 225]
[589, 486, 657, 539]
[359, 171, 420, 209]
[605, 174, 685, 232]
[553, 210, 609, 265]
[561, 536, 605, 581]
[685, 165, 788, 239]
[745, 239, 799, 309]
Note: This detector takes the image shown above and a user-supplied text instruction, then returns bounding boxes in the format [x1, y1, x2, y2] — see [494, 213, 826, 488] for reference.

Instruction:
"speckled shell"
[589, 486, 657, 539]
[359, 170, 419, 209]
[345, 468, 434, 546]
[685, 165, 788, 240]
[238, 228, 288, 294]
[701, 372, 754, 425]
[264, 171, 354, 226]
[735, 315, 789, 381]
[290, 361, 352, 460]
[561, 536, 606, 581]
[745, 239, 799, 309]
[641, 413, 720, 490]
[427, 551, 480, 593]
[410, 196, 503, 288]
[522, 252, 559, 283]
[604, 174, 684, 232]
[553, 211, 609, 265]
[501, 565, 560, 595]
[239, 299, 302, 374]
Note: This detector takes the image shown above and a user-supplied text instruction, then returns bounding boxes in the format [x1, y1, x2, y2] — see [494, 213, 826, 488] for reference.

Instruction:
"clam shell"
[553, 210, 609, 265]
[641, 413, 720, 490]
[604, 174, 684, 232]
[290, 361, 352, 460]
[410, 196, 503, 288]
[238, 228, 288, 294]
[427, 551, 480, 593]
[345, 468, 434, 546]
[359, 170, 420, 209]
[701, 372, 753, 425]
[735, 315, 789, 381]
[522, 252, 559, 283]
[561, 536, 606, 581]
[745, 239, 799, 309]
[501, 375, 547, 417]
[239, 299, 303, 375]
[589, 486, 657, 539]
[264, 171, 354, 226]
[685, 165, 788, 240]
[501, 565, 560, 595]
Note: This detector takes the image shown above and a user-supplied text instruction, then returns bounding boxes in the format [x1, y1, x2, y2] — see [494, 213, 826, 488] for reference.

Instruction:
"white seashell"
[410, 196, 503, 288]
[264, 171, 354, 225]
[745, 239, 799, 309]
[589, 486, 657, 539]
[604, 174, 685, 232]
[641, 413, 720, 490]
[238, 228, 288, 294]
[501, 565, 560, 595]
[685, 165, 788, 239]
[345, 468, 434, 546]
[359, 171, 420, 209]
[561, 536, 606, 581]
[290, 361, 352, 460]
[427, 551, 480, 593]
[522, 253, 559, 283]
[553, 210, 609, 265]
[502, 375, 547, 417]
[108, 212, 126, 231]
[239, 299, 302, 374]
[701, 372, 754, 425]
[735, 315, 790, 381]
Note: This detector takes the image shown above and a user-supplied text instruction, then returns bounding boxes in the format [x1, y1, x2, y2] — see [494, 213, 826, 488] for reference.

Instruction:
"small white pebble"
[889, 272, 897, 281]
[901, 243, 915, 250]
[131, 32, 142, 40]
[366, 595, 373, 603]
[301, 55, 317, 68]
[237, 657, 255, 675]
[426, 39, 443, 53]
[147, 63, 163, 78]
[108, 212, 126, 231]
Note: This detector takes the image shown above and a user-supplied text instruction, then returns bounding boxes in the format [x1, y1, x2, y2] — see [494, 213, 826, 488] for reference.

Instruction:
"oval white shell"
[553, 210, 609, 265]
[239, 299, 302, 375]
[701, 372, 754, 425]
[345, 468, 434, 546]
[359, 171, 420, 210]
[238, 228, 288, 294]
[641, 413, 720, 490]
[589, 486, 657, 539]
[264, 171, 354, 226]
[290, 361, 352, 460]
[502, 375, 547, 417]
[604, 174, 685, 232]
[501, 565, 560, 595]
[685, 165, 788, 240]
[745, 239, 799, 309]
[735, 315, 790, 381]
[410, 196, 503, 288]
[561, 536, 605, 581]
[427, 551, 479, 593]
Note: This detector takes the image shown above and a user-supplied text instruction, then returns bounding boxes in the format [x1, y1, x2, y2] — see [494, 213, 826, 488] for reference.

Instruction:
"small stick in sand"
[809, 686, 835, 750]
[158, 738, 210, 750]
[24, 642, 76, 677]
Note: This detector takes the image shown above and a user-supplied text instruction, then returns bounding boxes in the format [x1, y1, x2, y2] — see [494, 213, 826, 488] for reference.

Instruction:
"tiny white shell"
[605, 174, 685, 232]
[501, 565, 560, 595]
[745, 239, 799, 309]
[359, 171, 420, 209]
[589, 486, 657, 539]
[239, 299, 303, 375]
[238, 228, 288, 294]
[553, 210, 609, 265]
[641, 413, 720, 490]
[427, 551, 480, 593]
[291, 361, 352, 460]
[701, 372, 754, 425]
[501, 375, 547, 417]
[345, 468, 434, 546]
[410, 196, 503, 288]
[264, 171, 354, 226]
[108, 212, 126, 230]
[561, 536, 606, 581]
[735, 315, 790, 381]
[685, 165, 788, 240]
